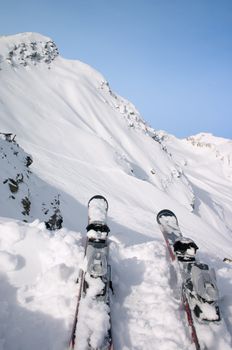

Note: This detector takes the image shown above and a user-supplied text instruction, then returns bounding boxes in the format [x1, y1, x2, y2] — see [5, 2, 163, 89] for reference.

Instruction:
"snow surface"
[88, 197, 108, 225]
[0, 32, 232, 349]
[75, 273, 110, 349]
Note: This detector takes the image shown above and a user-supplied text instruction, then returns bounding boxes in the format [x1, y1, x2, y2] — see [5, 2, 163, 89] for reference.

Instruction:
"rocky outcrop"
[0, 134, 63, 229]
[0, 33, 59, 69]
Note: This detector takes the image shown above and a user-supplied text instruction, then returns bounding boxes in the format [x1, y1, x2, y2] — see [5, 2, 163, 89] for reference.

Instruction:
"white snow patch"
[0, 251, 18, 271]
[0, 218, 83, 350]
[88, 197, 108, 225]
[75, 274, 110, 349]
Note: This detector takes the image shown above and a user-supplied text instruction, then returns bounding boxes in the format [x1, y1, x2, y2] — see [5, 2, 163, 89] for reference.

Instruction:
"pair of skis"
[69, 200, 221, 350]
[156, 209, 221, 350]
[69, 195, 113, 350]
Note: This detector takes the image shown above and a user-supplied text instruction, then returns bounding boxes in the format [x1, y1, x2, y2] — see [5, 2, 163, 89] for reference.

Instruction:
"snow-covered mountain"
[0, 33, 231, 350]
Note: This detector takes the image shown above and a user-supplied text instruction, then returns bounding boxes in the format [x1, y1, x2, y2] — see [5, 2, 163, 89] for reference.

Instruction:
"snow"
[111, 241, 191, 350]
[88, 196, 108, 225]
[75, 273, 110, 349]
[0, 219, 83, 350]
[0, 32, 232, 349]
[186, 247, 196, 256]
[0, 251, 18, 272]
[87, 229, 108, 240]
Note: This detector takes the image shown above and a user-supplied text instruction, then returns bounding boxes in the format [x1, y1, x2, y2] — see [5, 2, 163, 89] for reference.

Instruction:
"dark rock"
[21, 196, 31, 216]
[45, 209, 63, 231]
[25, 155, 33, 167]
[8, 178, 19, 193]
[16, 173, 24, 183]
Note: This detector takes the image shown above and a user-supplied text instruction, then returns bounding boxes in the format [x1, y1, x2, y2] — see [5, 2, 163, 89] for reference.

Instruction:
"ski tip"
[156, 209, 178, 224]
[88, 195, 109, 209]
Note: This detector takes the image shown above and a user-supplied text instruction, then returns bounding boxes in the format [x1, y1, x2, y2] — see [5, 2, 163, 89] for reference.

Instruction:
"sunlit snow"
[0, 32, 231, 350]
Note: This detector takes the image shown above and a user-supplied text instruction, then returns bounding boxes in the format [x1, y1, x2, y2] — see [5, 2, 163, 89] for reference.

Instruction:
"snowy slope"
[0, 33, 232, 350]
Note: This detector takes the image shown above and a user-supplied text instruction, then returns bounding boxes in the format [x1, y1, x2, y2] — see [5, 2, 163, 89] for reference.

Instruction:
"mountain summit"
[0, 32, 58, 67]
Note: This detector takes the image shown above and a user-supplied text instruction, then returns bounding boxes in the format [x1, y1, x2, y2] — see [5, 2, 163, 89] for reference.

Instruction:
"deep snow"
[0, 33, 231, 350]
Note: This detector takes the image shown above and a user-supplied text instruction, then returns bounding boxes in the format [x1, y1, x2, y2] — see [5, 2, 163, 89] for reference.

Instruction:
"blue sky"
[1, 0, 232, 138]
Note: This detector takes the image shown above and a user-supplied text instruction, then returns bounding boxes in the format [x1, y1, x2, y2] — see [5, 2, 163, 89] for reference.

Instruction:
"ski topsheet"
[69, 195, 113, 350]
[156, 209, 222, 350]
[157, 209, 181, 261]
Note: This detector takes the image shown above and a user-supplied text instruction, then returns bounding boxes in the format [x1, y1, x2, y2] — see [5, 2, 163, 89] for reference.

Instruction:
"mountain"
[0, 32, 231, 350]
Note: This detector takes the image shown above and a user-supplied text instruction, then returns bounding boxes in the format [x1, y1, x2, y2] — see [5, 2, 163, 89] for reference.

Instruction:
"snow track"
[111, 241, 191, 350]
[0, 219, 231, 349]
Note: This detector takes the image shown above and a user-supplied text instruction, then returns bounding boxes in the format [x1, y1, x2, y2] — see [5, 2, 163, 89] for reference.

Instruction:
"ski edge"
[68, 269, 85, 349]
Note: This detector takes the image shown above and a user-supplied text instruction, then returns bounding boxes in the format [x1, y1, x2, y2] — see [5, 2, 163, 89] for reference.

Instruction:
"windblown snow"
[0, 32, 231, 350]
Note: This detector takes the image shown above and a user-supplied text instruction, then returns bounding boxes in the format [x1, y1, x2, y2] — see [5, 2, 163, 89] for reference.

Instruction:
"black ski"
[156, 209, 200, 349]
[157, 209, 220, 350]
[69, 195, 113, 350]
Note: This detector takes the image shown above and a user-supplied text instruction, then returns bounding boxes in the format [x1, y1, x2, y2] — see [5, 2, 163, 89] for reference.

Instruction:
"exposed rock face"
[0, 33, 59, 68]
[0, 134, 63, 229]
[44, 195, 63, 231]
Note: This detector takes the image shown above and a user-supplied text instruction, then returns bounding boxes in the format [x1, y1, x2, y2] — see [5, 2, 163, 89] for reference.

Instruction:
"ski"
[69, 195, 113, 350]
[69, 269, 85, 349]
[156, 209, 220, 350]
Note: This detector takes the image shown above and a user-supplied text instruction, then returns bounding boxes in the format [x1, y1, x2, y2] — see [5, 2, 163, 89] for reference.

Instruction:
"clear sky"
[1, 0, 232, 138]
